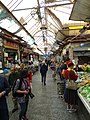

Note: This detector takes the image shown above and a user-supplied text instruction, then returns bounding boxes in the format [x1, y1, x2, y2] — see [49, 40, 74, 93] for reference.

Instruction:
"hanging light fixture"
[40, 25, 47, 30]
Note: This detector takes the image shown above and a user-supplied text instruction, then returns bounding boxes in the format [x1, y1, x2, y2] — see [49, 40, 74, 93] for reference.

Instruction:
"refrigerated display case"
[77, 87, 90, 119]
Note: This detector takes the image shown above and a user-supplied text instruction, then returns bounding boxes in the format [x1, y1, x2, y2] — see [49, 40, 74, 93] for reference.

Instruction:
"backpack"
[12, 79, 24, 97]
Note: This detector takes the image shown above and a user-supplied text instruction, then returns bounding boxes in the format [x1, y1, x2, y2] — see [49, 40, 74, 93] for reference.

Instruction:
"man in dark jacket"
[40, 61, 48, 85]
[0, 72, 10, 120]
[8, 67, 19, 113]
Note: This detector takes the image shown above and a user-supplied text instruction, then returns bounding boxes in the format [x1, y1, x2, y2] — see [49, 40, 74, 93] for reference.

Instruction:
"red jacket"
[64, 69, 78, 81]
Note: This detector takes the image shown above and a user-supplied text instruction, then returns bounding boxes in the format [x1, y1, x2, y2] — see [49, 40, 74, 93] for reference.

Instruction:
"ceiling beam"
[46, 8, 63, 28]
[12, 2, 73, 12]
[0, 1, 34, 40]
[12, 7, 37, 12]
[45, 2, 73, 8]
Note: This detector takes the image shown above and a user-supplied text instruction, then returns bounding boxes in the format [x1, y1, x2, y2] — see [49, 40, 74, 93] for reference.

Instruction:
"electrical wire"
[53, 9, 70, 15]
[22, 16, 32, 25]
[47, 19, 59, 30]
[11, 0, 24, 11]
[31, 24, 41, 35]
[28, 22, 39, 32]
[17, 11, 32, 25]
[47, 16, 60, 30]
[23, 9, 38, 24]
[26, 17, 34, 24]
[35, 33, 43, 42]
[9, 0, 19, 9]
[24, 12, 32, 21]
[29, 22, 41, 34]
[47, 33, 56, 42]
[49, 14, 61, 29]
[47, 35, 56, 43]
[7, 0, 14, 7]
[48, 23, 57, 33]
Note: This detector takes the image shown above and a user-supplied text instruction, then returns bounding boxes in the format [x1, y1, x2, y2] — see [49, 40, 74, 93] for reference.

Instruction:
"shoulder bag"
[66, 71, 77, 90]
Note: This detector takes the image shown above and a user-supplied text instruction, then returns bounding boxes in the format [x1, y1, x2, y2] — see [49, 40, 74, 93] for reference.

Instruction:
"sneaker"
[21, 116, 25, 120]
[72, 108, 77, 112]
[67, 105, 70, 111]
[44, 83, 46, 85]
[22, 116, 28, 120]
[70, 105, 77, 112]
[25, 117, 28, 120]
[12, 108, 18, 113]
[21, 118, 25, 120]
[68, 110, 73, 113]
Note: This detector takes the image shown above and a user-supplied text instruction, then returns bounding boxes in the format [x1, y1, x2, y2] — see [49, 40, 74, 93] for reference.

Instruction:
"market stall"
[76, 72, 90, 119]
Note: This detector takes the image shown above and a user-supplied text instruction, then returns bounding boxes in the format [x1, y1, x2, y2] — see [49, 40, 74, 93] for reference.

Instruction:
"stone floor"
[7, 69, 80, 120]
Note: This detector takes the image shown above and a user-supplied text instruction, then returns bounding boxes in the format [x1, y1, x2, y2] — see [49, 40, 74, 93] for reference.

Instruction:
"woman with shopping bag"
[64, 62, 78, 113]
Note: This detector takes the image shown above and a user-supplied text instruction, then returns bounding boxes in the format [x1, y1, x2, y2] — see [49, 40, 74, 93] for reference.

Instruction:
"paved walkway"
[8, 69, 80, 120]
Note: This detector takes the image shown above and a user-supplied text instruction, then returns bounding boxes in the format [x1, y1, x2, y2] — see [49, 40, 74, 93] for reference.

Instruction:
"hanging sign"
[4, 40, 19, 50]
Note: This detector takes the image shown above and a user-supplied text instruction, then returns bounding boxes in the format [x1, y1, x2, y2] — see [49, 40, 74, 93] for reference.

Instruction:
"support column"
[69, 46, 73, 60]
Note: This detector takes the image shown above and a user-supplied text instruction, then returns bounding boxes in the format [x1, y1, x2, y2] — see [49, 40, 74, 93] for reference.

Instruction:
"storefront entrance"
[4, 49, 18, 68]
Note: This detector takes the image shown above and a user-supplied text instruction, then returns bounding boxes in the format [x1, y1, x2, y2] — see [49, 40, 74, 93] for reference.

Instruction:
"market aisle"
[8, 69, 80, 120]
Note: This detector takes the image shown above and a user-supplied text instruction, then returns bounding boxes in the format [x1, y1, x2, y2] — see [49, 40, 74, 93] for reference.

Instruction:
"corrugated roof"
[0, 0, 88, 54]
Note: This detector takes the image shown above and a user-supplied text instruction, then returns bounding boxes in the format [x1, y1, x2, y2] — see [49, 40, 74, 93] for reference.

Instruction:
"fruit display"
[77, 72, 90, 88]
[77, 72, 90, 114]
[87, 94, 90, 102]
[78, 85, 90, 114]
[80, 85, 90, 99]
[77, 72, 90, 102]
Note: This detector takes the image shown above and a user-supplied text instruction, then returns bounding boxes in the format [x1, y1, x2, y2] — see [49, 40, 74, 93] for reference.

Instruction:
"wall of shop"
[4, 39, 20, 68]
[61, 42, 90, 64]
[20, 47, 31, 63]
[73, 42, 90, 64]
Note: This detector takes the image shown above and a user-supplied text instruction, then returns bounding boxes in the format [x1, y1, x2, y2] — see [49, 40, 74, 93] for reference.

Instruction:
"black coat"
[0, 75, 10, 109]
[40, 64, 48, 75]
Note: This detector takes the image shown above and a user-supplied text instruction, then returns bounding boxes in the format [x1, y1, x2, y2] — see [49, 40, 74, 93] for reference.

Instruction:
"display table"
[77, 88, 90, 119]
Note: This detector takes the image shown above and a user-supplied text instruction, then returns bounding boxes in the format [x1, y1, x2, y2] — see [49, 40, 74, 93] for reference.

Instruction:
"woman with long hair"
[14, 69, 30, 120]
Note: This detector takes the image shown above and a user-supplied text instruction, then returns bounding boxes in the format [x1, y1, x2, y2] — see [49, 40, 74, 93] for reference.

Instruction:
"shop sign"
[6, 58, 13, 60]
[4, 40, 19, 49]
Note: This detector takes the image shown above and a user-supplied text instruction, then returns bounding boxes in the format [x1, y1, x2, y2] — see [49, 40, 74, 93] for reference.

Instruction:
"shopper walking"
[14, 69, 30, 120]
[0, 71, 11, 120]
[19, 63, 24, 72]
[40, 61, 48, 85]
[57, 63, 62, 80]
[8, 67, 19, 113]
[28, 63, 33, 83]
[50, 61, 57, 80]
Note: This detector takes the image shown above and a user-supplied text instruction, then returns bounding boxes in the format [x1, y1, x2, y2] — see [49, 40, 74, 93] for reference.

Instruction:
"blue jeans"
[63, 79, 66, 99]
[41, 73, 46, 84]
[19, 99, 29, 120]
